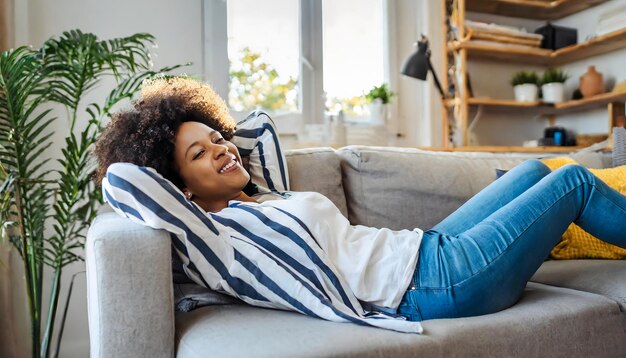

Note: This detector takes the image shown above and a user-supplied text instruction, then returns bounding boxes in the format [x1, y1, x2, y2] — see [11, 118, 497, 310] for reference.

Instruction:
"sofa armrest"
[86, 212, 175, 358]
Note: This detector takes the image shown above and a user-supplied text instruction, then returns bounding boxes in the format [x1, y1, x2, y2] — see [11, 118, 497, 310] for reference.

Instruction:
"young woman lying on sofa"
[93, 77, 626, 333]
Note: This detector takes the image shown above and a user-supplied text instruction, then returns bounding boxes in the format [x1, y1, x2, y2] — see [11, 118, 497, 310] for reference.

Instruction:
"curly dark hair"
[93, 77, 237, 188]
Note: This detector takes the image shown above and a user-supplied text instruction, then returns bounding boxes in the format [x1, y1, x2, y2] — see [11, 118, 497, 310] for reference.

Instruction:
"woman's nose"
[212, 144, 229, 158]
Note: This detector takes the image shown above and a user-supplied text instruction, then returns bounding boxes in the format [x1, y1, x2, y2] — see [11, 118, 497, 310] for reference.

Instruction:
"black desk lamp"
[401, 35, 447, 100]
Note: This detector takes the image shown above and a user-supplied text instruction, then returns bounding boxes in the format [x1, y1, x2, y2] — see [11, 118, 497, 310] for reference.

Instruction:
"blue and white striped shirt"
[102, 111, 423, 333]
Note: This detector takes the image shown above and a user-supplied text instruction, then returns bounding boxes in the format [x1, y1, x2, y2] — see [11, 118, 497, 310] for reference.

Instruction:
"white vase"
[367, 99, 387, 124]
[541, 82, 565, 103]
[513, 84, 539, 102]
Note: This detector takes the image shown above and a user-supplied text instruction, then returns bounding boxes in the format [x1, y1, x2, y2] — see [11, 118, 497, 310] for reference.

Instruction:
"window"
[203, 0, 389, 127]
[322, 0, 385, 117]
[227, 0, 299, 115]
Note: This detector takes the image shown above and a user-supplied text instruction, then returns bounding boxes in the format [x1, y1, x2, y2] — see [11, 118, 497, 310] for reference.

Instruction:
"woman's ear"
[182, 188, 193, 200]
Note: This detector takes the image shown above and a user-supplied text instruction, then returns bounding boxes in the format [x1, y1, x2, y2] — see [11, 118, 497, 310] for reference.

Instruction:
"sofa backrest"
[286, 146, 611, 232]
[285, 147, 348, 217]
[338, 147, 534, 230]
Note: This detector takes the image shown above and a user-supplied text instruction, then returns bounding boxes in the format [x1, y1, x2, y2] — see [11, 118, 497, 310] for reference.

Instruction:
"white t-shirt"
[240, 191, 422, 310]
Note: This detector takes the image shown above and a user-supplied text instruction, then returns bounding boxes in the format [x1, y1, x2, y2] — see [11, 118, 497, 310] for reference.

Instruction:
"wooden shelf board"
[466, 0, 609, 20]
[452, 28, 626, 66]
[468, 98, 540, 107]
[451, 41, 551, 65]
[418, 146, 586, 153]
[551, 28, 626, 65]
[466, 98, 556, 114]
[455, 92, 626, 115]
[553, 90, 626, 113]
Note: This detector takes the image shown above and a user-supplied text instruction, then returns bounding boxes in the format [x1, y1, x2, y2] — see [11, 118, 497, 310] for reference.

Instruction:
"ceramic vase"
[541, 82, 565, 103]
[513, 84, 539, 102]
[579, 65, 604, 98]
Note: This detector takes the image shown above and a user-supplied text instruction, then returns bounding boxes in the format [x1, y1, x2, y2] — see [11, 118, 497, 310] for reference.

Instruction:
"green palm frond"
[99, 33, 155, 77]
[1, 29, 185, 358]
[0, 44, 53, 353]
[42, 31, 156, 118]
[94, 63, 185, 123]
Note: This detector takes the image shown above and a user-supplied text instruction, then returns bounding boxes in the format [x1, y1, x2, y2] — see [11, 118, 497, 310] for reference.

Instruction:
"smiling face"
[174, 121, 250, 211]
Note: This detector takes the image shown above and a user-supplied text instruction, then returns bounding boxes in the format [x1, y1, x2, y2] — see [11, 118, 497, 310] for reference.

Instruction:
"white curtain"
[0, 1, 23, 357]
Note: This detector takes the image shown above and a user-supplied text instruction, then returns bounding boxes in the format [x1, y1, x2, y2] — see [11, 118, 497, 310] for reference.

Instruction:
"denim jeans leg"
[396, 289, 423, 321]
[432, 159, 551, 236]
[412, 164, 626, 320]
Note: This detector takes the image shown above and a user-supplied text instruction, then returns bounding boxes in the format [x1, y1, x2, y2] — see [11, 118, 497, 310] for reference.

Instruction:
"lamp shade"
[401, 40, 429, 80]
[400, 36, 446, 100]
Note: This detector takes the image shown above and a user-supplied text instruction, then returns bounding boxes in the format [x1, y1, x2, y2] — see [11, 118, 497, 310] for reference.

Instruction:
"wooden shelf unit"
[442, 0, 626, 151]
[451, 27, 626, 66]
[466, 0, 609, 20]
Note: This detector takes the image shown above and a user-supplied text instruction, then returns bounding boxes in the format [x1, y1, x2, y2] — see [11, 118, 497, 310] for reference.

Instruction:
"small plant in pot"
[364, 83, 395, 123]
[511, 70, 539, 102]
[541, 68, 569, 103]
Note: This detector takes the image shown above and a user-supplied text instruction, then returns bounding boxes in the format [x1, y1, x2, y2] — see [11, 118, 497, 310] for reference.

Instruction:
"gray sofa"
[86, 146, 626, 357]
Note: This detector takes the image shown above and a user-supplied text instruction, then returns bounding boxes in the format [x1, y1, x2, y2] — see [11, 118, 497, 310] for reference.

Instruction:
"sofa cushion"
[337, 147, 541, 229]
[285, 147, 348, 217]
[174, 282, 626, 357]
[532, 260, 626, 313]
[336, 146, 611, 230]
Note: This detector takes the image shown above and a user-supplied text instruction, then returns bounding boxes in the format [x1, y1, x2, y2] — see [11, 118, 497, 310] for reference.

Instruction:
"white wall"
[15, 1, 204, 357]
[391, 0, 443, 148]
[390, 0, 422, 146]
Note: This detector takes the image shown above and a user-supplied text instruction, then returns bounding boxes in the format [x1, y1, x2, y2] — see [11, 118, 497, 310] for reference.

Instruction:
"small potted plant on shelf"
[365, 83, 395, 124]
[541, 68, 569, 103]
[511, 70, 540, 102]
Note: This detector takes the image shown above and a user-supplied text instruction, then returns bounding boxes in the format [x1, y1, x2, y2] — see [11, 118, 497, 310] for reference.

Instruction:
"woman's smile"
[218, 157, 240, 174]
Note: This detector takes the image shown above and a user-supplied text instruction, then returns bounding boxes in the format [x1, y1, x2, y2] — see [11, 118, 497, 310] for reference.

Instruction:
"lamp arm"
[427, 56, 446, 100]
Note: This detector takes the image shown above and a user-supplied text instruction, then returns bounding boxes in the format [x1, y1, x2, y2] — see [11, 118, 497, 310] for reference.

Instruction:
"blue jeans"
[397, 159, 626, 321]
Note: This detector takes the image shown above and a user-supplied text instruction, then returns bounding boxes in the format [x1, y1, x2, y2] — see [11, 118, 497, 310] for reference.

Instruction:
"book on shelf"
[464, 20, 543, 48]
[597, 4, 626, 36]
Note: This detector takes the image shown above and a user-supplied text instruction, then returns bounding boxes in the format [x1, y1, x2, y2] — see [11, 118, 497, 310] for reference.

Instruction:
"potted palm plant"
[511, 70, 539, 102]
[0, 30, 182, 358]
[541, 68, 570, 103]
[364, 83, 395, 124]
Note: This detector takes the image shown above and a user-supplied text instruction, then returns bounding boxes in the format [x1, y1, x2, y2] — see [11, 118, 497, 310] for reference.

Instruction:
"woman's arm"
[101, 162, 233, 288]
[231, 110, 290, 193]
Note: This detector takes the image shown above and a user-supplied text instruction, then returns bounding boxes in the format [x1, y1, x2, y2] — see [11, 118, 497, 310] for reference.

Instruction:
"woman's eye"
[215, 137, 225, 144]
[193, 149, 205, 160]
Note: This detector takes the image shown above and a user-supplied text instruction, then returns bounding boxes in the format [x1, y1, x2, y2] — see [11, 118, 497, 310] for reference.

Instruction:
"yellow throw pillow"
[541, 157, 626, 259]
